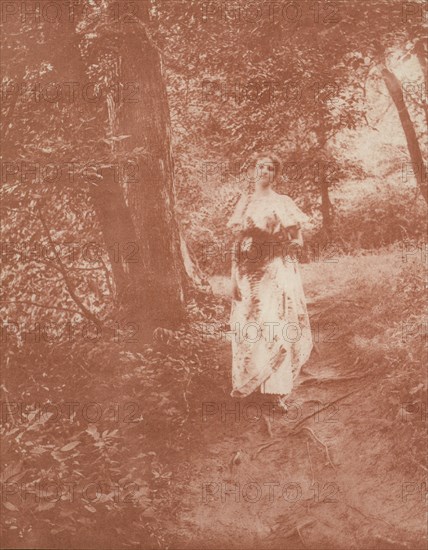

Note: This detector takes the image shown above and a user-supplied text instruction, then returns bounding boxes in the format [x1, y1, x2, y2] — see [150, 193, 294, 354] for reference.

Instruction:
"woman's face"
[254, 157, 275, 188]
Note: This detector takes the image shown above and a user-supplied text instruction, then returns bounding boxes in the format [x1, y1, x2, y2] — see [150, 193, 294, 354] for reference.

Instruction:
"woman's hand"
[288, 238, 302, 250]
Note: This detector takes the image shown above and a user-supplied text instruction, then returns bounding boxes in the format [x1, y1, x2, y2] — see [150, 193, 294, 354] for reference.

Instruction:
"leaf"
[27, 412, 54, 430]
[410, 383, 424, 395]
[141, 507, 156, 518]
[84, 504, 96, 513]
[3, 501, 18, 511]
[0, 461, 23, 483]
[60, 441, 80, 452]
[37, 502, 56, 512]
[86, 425, 100, 440]
[101, 135, 131, 144]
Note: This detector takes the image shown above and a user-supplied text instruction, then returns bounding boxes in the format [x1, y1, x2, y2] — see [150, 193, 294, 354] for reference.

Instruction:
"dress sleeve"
[277, 195, 311, 229]
[226, 192, 249, 229]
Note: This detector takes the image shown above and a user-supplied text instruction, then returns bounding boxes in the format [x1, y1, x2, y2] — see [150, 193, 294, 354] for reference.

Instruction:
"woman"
[227, 153, 313, 408]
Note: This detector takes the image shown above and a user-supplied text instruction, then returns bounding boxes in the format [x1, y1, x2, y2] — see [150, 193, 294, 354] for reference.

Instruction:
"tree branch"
[36, 205, 103, 328]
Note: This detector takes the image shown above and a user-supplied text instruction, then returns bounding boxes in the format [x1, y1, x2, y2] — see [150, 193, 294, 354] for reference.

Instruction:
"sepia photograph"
[1, 0, 427, 548]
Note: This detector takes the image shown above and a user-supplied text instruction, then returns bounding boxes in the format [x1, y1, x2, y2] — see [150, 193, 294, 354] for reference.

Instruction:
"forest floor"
[1, 249, 427, 549]
[168, 251, 427, 550]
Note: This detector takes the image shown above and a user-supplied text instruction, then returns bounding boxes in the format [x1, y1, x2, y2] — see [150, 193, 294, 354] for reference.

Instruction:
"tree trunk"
[87, 166, 141, 305]
[414, 39, 428, 129]
[73, 1, 196, 332]
[320, 170, 332, 237]
[382, 66, 428, 204]
[314, 123, 333, 239]
[112, 7, 189, 328]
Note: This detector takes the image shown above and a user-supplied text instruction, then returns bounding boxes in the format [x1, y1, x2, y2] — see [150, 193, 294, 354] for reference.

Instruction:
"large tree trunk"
[112, 5, 189, 328]
[382, 66, 428, 204]
[74, 1, 196, 331]
[87, 165, 141, 306]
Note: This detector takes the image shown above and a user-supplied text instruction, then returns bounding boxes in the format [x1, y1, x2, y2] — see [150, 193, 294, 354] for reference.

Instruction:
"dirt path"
[2, 253, 424, 550]
[169, 292, 426, 549]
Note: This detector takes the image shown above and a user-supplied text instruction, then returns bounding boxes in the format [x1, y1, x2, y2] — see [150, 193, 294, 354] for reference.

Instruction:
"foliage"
[323, 182, 427, 250]
[1, 2, 427, 544]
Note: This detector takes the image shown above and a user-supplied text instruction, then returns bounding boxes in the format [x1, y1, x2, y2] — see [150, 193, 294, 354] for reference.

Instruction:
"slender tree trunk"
[382, 66, 428, 203]
[315, 123, 333, 238]
[414, 39, 428, 129]
[320, 170, 332, 237]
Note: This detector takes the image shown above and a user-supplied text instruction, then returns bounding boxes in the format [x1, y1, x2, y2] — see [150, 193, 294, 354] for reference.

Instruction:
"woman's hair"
[252, 151, 282, 182]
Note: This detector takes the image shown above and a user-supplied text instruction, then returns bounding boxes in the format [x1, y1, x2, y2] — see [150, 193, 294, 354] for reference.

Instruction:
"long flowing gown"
[227, 191, 313, 397]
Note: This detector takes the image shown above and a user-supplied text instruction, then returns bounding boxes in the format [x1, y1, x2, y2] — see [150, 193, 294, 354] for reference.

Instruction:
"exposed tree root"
[292, 387, 365, 432]
[300, 426, 337, 471]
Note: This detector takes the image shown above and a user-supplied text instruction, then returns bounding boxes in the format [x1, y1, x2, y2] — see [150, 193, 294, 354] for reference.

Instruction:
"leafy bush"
[330, 182, 427, 250]
[181, 182, 240, 276]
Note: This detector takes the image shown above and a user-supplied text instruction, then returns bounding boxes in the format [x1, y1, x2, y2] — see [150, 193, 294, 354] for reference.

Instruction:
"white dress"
[227, 191, 313, 397]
